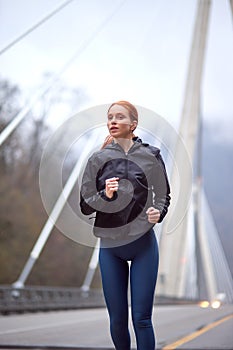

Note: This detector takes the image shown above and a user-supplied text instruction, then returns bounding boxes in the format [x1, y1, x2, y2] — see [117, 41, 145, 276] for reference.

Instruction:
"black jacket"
[80, 137, 170, 239]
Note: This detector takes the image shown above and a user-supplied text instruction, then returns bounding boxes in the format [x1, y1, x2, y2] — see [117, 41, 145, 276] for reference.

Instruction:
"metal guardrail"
[0, 285, 105, 314]
[0, 285, 201, 315]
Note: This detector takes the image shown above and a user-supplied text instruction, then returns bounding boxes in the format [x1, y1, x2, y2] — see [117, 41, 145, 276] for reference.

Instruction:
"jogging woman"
[80, 101, 170, 350]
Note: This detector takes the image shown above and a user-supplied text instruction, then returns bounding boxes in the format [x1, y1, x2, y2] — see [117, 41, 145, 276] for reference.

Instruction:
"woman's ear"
[131, 120, 138, 132]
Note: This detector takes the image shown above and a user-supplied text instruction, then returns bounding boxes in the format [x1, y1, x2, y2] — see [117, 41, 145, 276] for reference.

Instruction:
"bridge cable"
[0, 0, 76, 56]
[0, 0, 128, 147]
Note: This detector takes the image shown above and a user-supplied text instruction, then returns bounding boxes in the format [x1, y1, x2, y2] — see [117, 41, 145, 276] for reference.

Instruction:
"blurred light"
[199, 300, 209, 308]
[211, 300, 221, 309]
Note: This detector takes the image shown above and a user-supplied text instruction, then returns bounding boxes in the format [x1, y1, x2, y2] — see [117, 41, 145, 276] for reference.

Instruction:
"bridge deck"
[0, 304, 233, 349]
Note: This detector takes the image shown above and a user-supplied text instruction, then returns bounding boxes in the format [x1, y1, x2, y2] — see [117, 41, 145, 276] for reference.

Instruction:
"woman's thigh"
[99, 248, 129, 318]
[130, 232, 159, 313]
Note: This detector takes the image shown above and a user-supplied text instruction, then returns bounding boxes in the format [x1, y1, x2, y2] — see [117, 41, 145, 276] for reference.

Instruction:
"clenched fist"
[105, 177, 120, 199]
[146, 207, 161, 224]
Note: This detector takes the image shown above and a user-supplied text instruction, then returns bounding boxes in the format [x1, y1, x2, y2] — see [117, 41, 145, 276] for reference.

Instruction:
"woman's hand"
[146, 207, 161, 224]
[105, 177, 119, 199]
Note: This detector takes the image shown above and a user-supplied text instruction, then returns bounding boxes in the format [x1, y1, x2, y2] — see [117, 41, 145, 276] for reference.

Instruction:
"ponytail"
[101, 135, 114, 149]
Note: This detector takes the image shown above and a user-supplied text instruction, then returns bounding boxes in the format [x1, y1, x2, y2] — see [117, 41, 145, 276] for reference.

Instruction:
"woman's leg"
[99, 247, 130, 350]
[130, 230, 159, 350]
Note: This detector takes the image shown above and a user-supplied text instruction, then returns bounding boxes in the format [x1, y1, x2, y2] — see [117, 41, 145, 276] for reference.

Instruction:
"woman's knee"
[132, 312, 152, 329]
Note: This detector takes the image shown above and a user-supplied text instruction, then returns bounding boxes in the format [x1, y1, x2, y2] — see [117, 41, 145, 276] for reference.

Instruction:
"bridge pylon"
[156, 0, 233, 304]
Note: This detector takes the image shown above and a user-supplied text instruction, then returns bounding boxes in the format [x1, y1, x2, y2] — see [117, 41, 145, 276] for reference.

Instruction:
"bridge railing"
[0, 285, 200, 315]
[0, 285, 105, 314]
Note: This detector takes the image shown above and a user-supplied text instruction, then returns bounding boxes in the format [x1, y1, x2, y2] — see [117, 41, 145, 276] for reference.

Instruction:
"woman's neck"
[114, 137, 134, 153]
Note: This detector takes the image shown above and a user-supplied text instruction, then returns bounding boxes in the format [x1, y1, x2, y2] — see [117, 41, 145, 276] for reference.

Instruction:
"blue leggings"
[99, 229, 159, 350]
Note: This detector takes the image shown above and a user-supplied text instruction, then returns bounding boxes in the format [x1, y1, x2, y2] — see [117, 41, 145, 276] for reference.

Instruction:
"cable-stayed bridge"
[0, 0, 233, 348]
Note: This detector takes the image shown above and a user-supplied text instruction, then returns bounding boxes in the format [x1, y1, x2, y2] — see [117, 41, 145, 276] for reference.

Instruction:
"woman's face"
[107, 104, 137, 139]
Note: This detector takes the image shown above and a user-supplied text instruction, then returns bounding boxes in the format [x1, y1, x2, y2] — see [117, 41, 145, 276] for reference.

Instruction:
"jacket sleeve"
[152, 152, 171, 222]
[80, 154, 117, 215]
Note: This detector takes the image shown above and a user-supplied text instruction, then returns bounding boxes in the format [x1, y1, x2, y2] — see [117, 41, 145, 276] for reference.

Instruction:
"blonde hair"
[101, 101, 138, 149]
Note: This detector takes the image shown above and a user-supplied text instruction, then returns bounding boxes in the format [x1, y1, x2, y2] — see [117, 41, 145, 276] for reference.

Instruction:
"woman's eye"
[117, 114, 125, 120]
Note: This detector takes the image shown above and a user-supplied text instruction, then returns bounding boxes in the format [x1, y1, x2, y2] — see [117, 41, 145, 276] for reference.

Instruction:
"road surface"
[0, 304, 232, 349]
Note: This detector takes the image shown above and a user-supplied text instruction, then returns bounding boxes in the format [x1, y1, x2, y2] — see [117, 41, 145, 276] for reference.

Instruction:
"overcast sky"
[0, 0, 232, 139]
